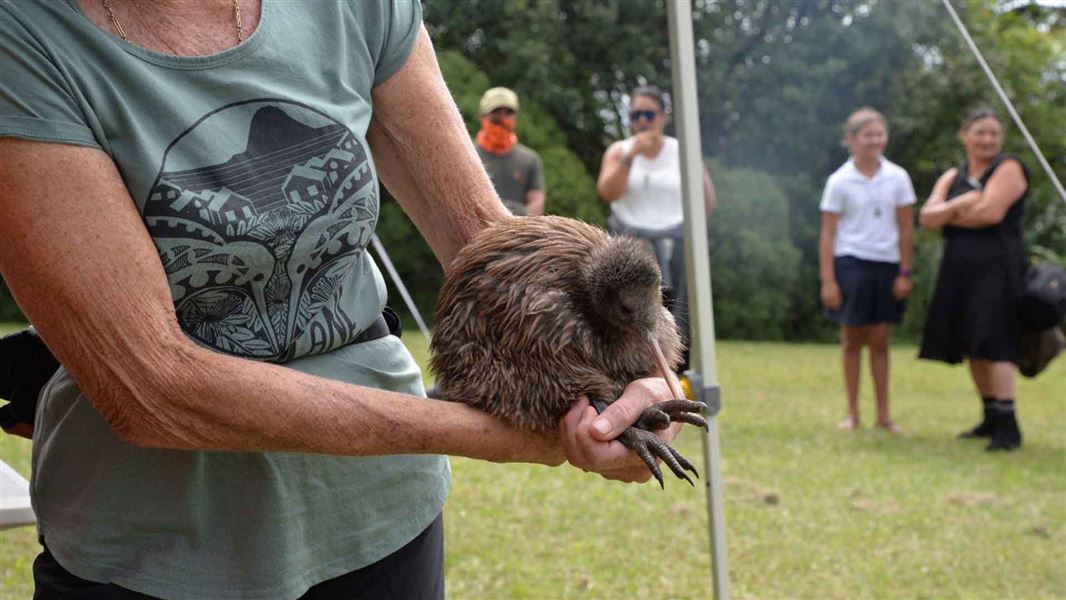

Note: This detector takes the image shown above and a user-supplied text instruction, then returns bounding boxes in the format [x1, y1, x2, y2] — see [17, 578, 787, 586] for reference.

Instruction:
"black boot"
[986, 400, 1022, 452]
[958, 397, 995, 439]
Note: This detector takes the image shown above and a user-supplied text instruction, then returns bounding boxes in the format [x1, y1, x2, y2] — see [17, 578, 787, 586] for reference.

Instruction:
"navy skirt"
[826, 256, 905, 326]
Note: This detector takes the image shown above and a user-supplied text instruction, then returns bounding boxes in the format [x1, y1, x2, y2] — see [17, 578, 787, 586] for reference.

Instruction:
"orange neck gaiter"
[476, 116, 518, 155]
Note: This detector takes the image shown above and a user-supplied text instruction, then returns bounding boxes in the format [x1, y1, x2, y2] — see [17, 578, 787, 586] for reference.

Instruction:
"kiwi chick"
[430, 215, 706, 486]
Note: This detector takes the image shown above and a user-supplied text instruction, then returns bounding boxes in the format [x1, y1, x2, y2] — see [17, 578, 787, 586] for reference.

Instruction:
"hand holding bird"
[561, 379, 688, 484]
[430, 215, 707, 486]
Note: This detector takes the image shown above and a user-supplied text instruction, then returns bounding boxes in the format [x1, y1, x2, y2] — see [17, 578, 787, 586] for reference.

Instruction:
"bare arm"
[525, 189, 545, 216]
[897, 205, 914, 272]
[893, 205, 915, 300]
[596, 142, 632, 202]
[919, 167, 977, 230]
[367, 27, 510, 269]
[948, 159, 1027, 229]
[0, 138, 561, 462]
[818, 212, 841, 310]
[702, 165, 717, 217]
[525, 155, 547, 216]
[1, 138, 676, 482]
[0, 30, 522, 462]
[0, 28, 676, 482]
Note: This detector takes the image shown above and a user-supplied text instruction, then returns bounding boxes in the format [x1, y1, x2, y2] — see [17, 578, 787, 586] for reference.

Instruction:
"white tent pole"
[666, 1, 729, 599]
[370, 233, 432, 340]
[941, 0, 1066, 204]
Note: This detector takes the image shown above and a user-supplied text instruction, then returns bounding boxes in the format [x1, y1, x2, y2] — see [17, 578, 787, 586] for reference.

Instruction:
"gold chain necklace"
[102, 0, 244, 44]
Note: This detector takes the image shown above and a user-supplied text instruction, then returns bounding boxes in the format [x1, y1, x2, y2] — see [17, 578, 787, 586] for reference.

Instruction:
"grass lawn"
[1, 322, 1063, 599]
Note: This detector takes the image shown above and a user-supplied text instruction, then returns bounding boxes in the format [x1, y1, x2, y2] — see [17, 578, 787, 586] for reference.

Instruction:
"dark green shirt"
[477, 143, 545, 215]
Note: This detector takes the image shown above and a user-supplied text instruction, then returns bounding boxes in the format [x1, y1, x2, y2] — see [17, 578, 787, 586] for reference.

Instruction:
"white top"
[820, 157, 916, 263]
[611, 136, 684, 231]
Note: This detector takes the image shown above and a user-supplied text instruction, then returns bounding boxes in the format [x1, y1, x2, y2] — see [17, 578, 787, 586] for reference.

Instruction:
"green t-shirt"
[0, 1, 449, 598]
[476, 143, 544, 216]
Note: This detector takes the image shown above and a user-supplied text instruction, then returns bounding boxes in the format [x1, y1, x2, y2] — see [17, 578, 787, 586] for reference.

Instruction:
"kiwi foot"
[617, 426, 699, 488]
[635, 399, 707, 431]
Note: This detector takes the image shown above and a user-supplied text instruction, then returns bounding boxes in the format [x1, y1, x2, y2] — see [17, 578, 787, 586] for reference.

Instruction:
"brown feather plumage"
[430, 215, 682, 432]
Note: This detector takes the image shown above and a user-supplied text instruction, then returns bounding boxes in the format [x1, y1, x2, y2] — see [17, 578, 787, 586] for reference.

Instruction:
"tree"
[0, 279, 25, 323]
[425, 0, 672, 173]
[6, 0, 1063, 340]
[706, 161, 801, 340]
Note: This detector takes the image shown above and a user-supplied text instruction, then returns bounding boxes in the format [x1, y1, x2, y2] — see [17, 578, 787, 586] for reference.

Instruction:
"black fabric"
[1019, 325, 1065, 378]
[919, 155, 1028, 364]
[942, 154, 1027, 243]
[1018, 261, 1066, 332]
[381, 306, 402, 338]
[958, 397, 997, 439]
[824, 256, 905, 326]
[0, 327, 60, 431]
[33, 513, 445, 600]
[986, 405, 1022, 451]
[350, 313, 392, 345]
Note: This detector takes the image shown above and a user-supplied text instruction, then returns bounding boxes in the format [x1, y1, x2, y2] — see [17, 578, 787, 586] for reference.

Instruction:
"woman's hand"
[558, 378, 680, 484]
[629, 130, 659, 159]
[892, 275, 913, 301]
[919, 168, 960, 230]
[820, 280, 842, 310]
[936, 167, 959, 195]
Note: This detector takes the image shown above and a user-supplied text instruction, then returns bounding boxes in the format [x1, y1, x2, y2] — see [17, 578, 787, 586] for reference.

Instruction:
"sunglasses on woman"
[629, 110, 658, 122]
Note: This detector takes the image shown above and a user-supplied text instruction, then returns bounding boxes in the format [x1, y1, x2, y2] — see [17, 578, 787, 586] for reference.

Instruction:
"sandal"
[876, 420, 903, 435]
[837, 416, 859, 431]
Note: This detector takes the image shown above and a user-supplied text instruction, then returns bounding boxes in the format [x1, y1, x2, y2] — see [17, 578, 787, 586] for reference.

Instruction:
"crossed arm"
[919, 160, 1026, 230]
[0, 27, 670, 482]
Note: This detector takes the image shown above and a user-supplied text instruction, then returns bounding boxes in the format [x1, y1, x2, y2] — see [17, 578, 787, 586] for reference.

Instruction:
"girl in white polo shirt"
[819, 107, 916, 433]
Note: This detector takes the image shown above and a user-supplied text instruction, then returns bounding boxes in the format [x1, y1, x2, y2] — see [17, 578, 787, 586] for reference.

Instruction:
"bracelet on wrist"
[899, 269, 913, 278]
[620, 155, 634, 167]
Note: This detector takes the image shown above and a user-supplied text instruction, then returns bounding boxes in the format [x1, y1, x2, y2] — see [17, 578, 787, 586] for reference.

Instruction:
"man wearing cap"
[475, 87, 546, 216]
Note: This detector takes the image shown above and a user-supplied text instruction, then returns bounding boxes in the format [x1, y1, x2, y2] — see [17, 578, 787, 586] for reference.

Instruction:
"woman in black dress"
[919, 108, 1028, 451]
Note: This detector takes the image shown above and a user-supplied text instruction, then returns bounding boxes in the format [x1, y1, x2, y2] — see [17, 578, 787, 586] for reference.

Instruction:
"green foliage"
[425, 0, 673, 172]
[4, 0, 1063, 339]
[538, 145, 607, 226]
[423, 0, 1064, 345]
[707, 161, 801, 340]
[440, 49, 606, 225]
[375, 50, 607, 327]
[893, 0, 1066, 262]
[0, 279, 26, 323]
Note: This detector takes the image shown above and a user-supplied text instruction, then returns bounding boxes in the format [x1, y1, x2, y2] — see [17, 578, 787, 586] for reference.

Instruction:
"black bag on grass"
[1019, 326, 1065, 379]
[1018, 262, 1066, 332]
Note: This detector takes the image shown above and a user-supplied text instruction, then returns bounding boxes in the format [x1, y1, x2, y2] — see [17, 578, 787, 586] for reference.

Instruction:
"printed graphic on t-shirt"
[143, 100, 376, 361]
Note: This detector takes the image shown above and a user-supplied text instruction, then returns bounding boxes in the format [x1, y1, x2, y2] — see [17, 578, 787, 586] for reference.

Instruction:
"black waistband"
[351, 307, 402, 344]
